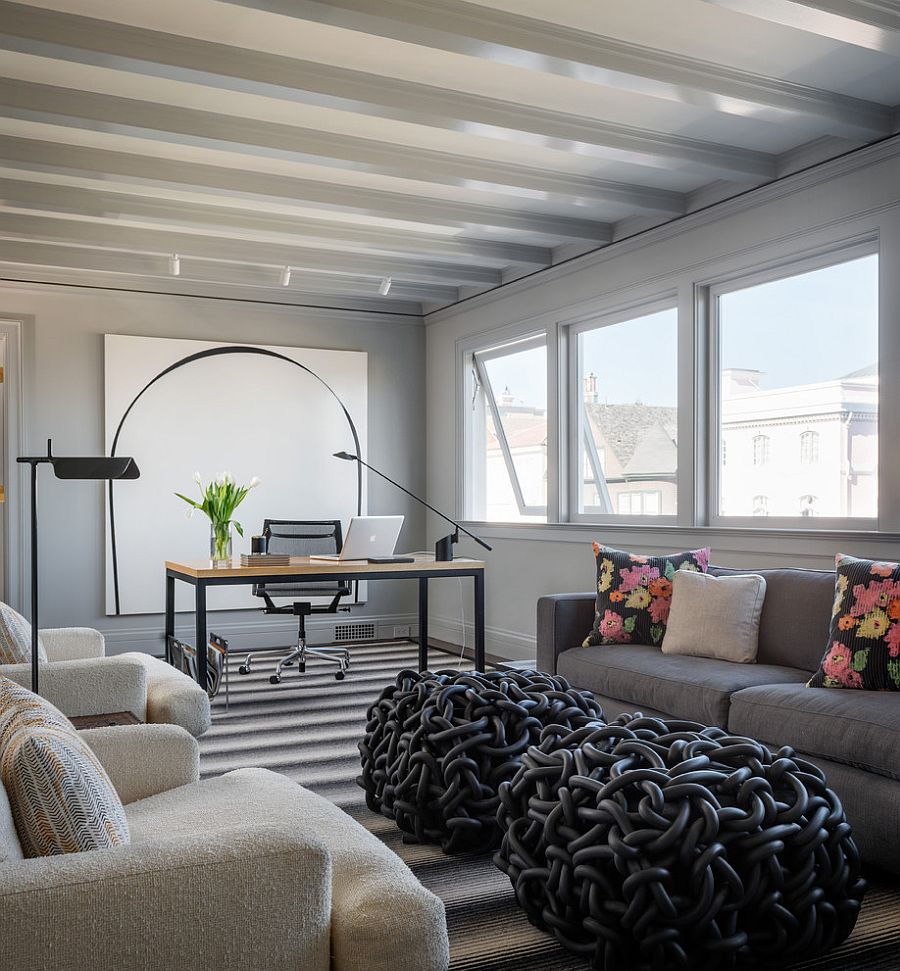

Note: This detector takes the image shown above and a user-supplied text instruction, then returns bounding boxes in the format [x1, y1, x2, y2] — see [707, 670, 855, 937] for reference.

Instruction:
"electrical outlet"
[393, 625, 411, 638]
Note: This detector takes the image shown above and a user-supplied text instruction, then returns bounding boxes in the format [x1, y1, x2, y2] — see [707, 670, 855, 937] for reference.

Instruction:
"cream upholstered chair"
[0, 627, 211, 737]
[0, 724, 450, 971]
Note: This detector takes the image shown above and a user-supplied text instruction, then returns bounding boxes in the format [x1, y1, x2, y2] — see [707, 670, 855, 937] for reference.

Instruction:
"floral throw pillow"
[582, 544, 710, 647]
[808, 554, 900, 691]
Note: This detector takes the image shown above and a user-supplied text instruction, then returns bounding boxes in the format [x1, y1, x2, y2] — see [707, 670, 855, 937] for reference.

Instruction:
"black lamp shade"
[51, 456, 140, 480]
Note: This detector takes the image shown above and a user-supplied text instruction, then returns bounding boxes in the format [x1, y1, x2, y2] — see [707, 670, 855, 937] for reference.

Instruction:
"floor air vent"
[334, 621, 377, 641]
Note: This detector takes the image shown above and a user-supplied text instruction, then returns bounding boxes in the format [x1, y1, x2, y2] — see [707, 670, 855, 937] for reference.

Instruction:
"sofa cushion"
[557, 644, 810, 727]
[583, 544, 710, 647]
[0, 601, 46, 665]
[0, 781, 23, 861]
[728, 682, 900, 782]
[807, 553, 900, 691]
[710, 567, 834, 670]
[127, 768, 449, 971]
[662, 570, 767, 663]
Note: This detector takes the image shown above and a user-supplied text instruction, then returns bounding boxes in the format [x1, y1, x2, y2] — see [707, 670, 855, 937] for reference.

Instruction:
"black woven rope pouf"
[357, 669, 605, 852]
[495, 715, 866, 971]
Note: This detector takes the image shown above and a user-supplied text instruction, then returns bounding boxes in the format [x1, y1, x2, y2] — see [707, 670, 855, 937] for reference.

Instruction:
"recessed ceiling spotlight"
[280, 266, 292, 287]
[168, 253, 181, 276]
[378, 276, 392, 296]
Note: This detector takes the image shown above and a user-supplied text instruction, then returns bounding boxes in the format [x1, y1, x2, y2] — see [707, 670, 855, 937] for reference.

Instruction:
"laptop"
[310, 515, 405, 561]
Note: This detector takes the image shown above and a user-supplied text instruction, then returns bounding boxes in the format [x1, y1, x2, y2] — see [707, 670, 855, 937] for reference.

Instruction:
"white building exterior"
[720, 367, 877, 519]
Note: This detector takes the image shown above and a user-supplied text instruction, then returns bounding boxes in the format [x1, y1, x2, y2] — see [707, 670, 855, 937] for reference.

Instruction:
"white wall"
[425, 140, 900, 660]
[0, 284, 425, 654]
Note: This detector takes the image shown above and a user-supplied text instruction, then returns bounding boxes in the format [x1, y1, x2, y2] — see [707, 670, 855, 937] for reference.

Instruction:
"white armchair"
[0, 628, 211, 737]
[0, 725, 450, 971]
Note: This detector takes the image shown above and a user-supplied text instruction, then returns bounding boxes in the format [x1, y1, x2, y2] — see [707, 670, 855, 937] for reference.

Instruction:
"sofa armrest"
[120, 653, 212, 737]
[0, 656, 147, 720]
[39, 627, 106, 662]
[0, 825, 332, 971]
[536, 593, 597, 674]
[80, 724, 200, 804]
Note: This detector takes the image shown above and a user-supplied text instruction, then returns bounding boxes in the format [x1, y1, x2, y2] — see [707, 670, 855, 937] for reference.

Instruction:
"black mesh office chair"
[240, 519, 352, 684]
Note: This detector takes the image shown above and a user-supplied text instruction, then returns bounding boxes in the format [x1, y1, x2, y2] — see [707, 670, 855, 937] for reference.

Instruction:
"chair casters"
[269, 674, 281, 685]
[299, 662, 306, 672]
[335, 670, 345, 681]
[238, 664, 252, 675]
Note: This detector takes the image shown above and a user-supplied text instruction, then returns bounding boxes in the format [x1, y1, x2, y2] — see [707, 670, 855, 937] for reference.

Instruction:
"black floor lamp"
[17, 440, 140, 694]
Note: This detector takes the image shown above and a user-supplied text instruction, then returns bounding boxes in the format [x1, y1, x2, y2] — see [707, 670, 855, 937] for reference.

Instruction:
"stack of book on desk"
[240, 553, 292, 566]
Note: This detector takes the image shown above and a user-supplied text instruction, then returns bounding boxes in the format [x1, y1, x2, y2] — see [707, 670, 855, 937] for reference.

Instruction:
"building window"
[752, 495, 769, 516]
[572, 305, 678, 518]
[467, 336, 547, 522]
[717, 252, 878, 520]
[752, 435, 770, 466]
[800, 430, 819, 464]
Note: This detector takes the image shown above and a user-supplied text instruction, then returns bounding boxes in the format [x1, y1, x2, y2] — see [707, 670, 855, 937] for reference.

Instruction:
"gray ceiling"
[0, 0, 898, 315]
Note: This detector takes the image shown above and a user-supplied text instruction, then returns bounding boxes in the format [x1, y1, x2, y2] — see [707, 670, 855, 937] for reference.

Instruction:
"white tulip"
[184, 506, 194, 519]
[216, 473, 226, 486]
[249, 476, 261, 489]
[224, 471, 235, 485]
[192, 471, 202, 486]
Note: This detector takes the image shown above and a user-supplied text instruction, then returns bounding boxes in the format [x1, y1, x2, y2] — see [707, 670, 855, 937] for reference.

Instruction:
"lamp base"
[434, 533, 457, 561]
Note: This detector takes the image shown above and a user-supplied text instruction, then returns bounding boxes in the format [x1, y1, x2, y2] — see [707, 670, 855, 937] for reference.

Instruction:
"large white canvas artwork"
[105, 335, 367, 615]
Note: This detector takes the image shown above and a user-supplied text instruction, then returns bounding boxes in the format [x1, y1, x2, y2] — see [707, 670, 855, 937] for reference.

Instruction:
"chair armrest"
[0, 825, 332, 971]
[0, 656, 147, 720]
[38, 627, 106, 661]
[79, 724, 200, 804]
[121, 653, 212, 737]
[536, 593, 597, 674]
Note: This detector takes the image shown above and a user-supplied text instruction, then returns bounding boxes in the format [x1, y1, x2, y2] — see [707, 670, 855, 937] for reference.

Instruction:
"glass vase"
[210, 521, 233, 565]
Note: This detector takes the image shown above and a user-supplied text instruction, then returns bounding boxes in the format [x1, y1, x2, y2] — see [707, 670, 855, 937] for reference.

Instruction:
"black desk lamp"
[333, 451, 491, 561]
[17, 440, 140, 693]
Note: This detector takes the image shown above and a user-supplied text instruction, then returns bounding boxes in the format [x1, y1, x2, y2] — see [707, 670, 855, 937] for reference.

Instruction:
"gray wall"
[425, 142, 900, 660]
[1, 283, 425, 654]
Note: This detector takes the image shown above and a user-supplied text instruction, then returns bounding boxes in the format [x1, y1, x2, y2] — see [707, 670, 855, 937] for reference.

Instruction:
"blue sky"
[486, 254, 878, 410]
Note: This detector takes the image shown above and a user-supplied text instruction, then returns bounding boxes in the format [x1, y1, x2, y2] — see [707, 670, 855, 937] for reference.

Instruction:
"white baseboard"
[101, 612, 419, 656]
[429, 613, 536, 662]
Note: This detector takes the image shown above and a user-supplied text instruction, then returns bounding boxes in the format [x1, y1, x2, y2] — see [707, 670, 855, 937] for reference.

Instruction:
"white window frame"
[706, 241, 879, 530]
[566, 296, 680, 525]
[462, 330, 551, 522]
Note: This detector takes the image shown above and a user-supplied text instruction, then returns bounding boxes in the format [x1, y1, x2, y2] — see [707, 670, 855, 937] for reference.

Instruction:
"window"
[752, 435, 770, 466]
[468, 336, 547, 522]
[716, 252, 878, 521]
[572, 305, 678, 518]
[800, 430, 819, 464]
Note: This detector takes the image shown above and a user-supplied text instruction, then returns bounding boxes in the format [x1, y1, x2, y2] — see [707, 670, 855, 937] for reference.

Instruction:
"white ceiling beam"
[0, 2, 778, 180]
[0, 174, 553, 266]
[222, 0, 894, 136]
[0, 134, 612, 242]
[0, 239, 454, 304]
[0, 211, 502, 286]
[701, 0, 900, 55]
[0, 77, 687, 217]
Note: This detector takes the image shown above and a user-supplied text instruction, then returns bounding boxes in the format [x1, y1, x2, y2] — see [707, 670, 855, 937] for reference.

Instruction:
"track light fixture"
[280, 266, 292, 287]
[168, 253, 181, 276]
[378, 276, 392, 296]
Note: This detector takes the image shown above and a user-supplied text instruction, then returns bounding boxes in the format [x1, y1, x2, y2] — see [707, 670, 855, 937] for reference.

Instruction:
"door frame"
[0, 318, 25, 610]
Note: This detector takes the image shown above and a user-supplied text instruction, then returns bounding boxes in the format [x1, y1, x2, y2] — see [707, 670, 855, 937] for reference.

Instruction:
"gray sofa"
[537, 566, 900, 874]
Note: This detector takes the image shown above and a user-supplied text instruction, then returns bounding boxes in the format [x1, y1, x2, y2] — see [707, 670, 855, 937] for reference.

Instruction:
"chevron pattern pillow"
[1, 725, 130, 857]
[0, 601, 47, 665]
[0, 675, 129, 857]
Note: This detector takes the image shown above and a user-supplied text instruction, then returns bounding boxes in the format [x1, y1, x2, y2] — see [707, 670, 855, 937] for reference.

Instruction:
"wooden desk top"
[166, 553, 486, 579]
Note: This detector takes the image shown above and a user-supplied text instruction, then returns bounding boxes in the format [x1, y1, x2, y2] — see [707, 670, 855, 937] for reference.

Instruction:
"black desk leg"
[195, 581, 208, 689]
[474, 570, 485, 672]
[164, 573, 175, 664]
[418, 577, 429, 671]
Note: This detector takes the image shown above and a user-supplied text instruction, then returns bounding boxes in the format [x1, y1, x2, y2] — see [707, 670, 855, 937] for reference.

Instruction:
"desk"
[165, 554, 486, 687]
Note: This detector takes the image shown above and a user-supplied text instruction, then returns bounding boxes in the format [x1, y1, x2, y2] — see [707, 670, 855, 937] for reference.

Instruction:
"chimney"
[583, 371, 598, 404]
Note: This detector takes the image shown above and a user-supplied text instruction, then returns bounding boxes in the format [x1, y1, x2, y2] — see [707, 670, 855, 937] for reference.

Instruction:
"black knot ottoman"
[495, 714, 866, 971]
[357, 668, 604, 852]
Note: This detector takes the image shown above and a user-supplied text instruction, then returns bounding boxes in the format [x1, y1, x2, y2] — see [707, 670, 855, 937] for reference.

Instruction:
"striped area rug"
[199, 641, 900, 971]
